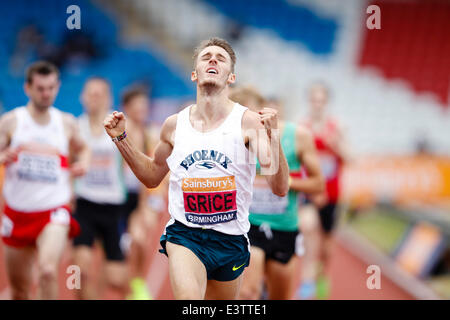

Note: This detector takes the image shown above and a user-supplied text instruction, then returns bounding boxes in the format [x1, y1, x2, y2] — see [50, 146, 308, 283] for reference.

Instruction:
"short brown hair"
[121, 86, 149, 106]
[229, 85, 265, 108]
[193, 37, 236, 72]
[26, 61, 59, 84]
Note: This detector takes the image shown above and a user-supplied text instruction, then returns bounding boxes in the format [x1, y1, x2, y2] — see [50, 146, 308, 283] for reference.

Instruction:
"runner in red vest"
[297, 82, 352, 299]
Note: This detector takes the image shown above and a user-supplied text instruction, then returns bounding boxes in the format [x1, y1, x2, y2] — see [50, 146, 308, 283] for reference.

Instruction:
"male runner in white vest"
[104, 38, 289, 299]
[0, 61, 89, 299]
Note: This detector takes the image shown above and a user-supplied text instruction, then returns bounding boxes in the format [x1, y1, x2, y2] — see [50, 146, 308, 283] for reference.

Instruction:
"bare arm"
[135, 127, 159, 226]
[244, 108, 289, 197]
[63, 113, 90, 177]
[290, 126, 324, 194]
[325, 122, 352, 163]
[0, 111, 18, 165]
[104, 111, 174, 189]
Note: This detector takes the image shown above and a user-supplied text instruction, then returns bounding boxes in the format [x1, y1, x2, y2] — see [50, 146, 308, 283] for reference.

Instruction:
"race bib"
[182, 176, 237, 225]
[84, 169, 114, 186]
[84, 155, 114, 186]
[17, 152, 59, 183]
[249, 176, 288, 214]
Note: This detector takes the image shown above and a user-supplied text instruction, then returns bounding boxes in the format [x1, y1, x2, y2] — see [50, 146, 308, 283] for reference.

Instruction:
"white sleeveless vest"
[166, 103, 256, 235]
[123, 164, 141, 193]
[3, 106, 71, 212]
[74, 113, 126, 205]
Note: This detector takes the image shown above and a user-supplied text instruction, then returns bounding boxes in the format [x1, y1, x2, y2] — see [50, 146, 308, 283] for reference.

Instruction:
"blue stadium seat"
[0, 0, 195, 115]
[203, 0, 338, 56]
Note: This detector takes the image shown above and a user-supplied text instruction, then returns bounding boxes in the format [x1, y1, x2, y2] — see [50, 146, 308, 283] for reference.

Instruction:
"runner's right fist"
[103, 111, 127, 139]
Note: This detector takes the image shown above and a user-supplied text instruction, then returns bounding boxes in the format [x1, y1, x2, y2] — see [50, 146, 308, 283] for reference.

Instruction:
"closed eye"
[217, 53, 227, 62]
[201, 53, 211, 60]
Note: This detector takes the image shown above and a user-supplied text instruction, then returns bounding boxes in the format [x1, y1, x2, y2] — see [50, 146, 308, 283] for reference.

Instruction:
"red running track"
[0, 212, 413, 300]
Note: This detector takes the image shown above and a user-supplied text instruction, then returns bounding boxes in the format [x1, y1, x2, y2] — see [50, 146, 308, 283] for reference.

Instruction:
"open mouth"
[206, 67, 218, 74]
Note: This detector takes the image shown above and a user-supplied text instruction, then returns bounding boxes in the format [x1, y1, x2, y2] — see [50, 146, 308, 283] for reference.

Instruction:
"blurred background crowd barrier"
[0, 0, 449, 299]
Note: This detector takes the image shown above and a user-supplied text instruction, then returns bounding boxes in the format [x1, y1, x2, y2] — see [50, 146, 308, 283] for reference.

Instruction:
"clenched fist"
[258, 107, 279, 138]
[104, 111, 127, 138]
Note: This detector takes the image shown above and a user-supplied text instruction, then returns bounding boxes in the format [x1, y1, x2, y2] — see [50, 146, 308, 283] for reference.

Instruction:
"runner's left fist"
[259, 107, 279, 138]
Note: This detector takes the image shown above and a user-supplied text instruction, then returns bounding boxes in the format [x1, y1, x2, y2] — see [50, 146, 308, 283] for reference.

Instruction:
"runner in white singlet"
[103, 38, 290, 299]
[0, 61, 89, 300]
[72, 77, 129, 299]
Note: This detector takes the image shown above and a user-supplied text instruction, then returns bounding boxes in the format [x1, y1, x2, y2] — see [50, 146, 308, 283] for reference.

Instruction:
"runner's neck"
[191, 92, 234, 131]
[26, 102, 51, 126]
[88, 110, 109, 136]
[310, 113, 328, 131]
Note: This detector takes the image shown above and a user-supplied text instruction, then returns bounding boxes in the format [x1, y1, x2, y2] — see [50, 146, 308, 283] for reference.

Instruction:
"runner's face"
[25, 73, 60, 111]
[124, 95, 150, 125]
[309, 87, 328, 117]
[192, 46, 235, 88]
[81, 80, 111, 115]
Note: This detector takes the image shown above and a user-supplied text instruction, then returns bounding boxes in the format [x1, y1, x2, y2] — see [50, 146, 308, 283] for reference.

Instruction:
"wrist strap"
[112, 131, 127, 142]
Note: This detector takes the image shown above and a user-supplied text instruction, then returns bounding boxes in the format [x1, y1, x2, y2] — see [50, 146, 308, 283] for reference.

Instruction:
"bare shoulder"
[296, 124, 315, 150]
[161, 113, 177, 132]
[296, 124, 313, 141]
[160, 114, 178, 146]
[0, 110, 18, 133]
[61, 111, 78, 127]
[0, 110, 17, 123]
[60, 112, 79, 138]
[328, 116, 344, 132]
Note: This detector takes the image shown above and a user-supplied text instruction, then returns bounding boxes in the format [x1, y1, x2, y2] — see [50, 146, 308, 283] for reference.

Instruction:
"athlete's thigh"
[298, 204, 320, 233]
[128, 211, 146, 246]
[205, 275, 243, 300]
[104, 260, 128, 287]
[238, 246, 265, 299]
[265, 256, 298, 300]
[166, 241, 207, 299]
[36, 223, 70, 267]
[4, 245, 35, 292]
[72, 245, 94, 274]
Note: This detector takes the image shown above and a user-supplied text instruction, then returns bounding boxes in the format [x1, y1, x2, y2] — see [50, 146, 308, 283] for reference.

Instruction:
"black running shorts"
[248, 223, 298, 264]
[73, 197, 125, 261]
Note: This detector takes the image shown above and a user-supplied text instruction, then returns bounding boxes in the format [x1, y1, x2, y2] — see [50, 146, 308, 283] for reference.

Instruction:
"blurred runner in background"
[231, 86, 324, 300]
[297, 82, 352, 299]
[119, 86, 158, 300]
[72, 77, 129, 299]
[0, 61, 89, 299]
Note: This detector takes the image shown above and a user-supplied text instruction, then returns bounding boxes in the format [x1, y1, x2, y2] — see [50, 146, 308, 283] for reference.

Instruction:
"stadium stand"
[0, 0, 194, 116]
[121, 0, 450, 155]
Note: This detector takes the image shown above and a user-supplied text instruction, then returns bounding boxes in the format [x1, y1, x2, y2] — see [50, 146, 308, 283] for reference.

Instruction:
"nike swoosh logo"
[232, 262, 246, 271]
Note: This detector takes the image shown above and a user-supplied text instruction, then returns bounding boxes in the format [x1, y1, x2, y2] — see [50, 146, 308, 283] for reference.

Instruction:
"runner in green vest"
[230, 87, 324, 300]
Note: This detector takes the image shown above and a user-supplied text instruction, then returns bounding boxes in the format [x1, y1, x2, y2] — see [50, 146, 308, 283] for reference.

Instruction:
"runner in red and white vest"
[297, 82, 352, 300]
[0, 61, 89, 300]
